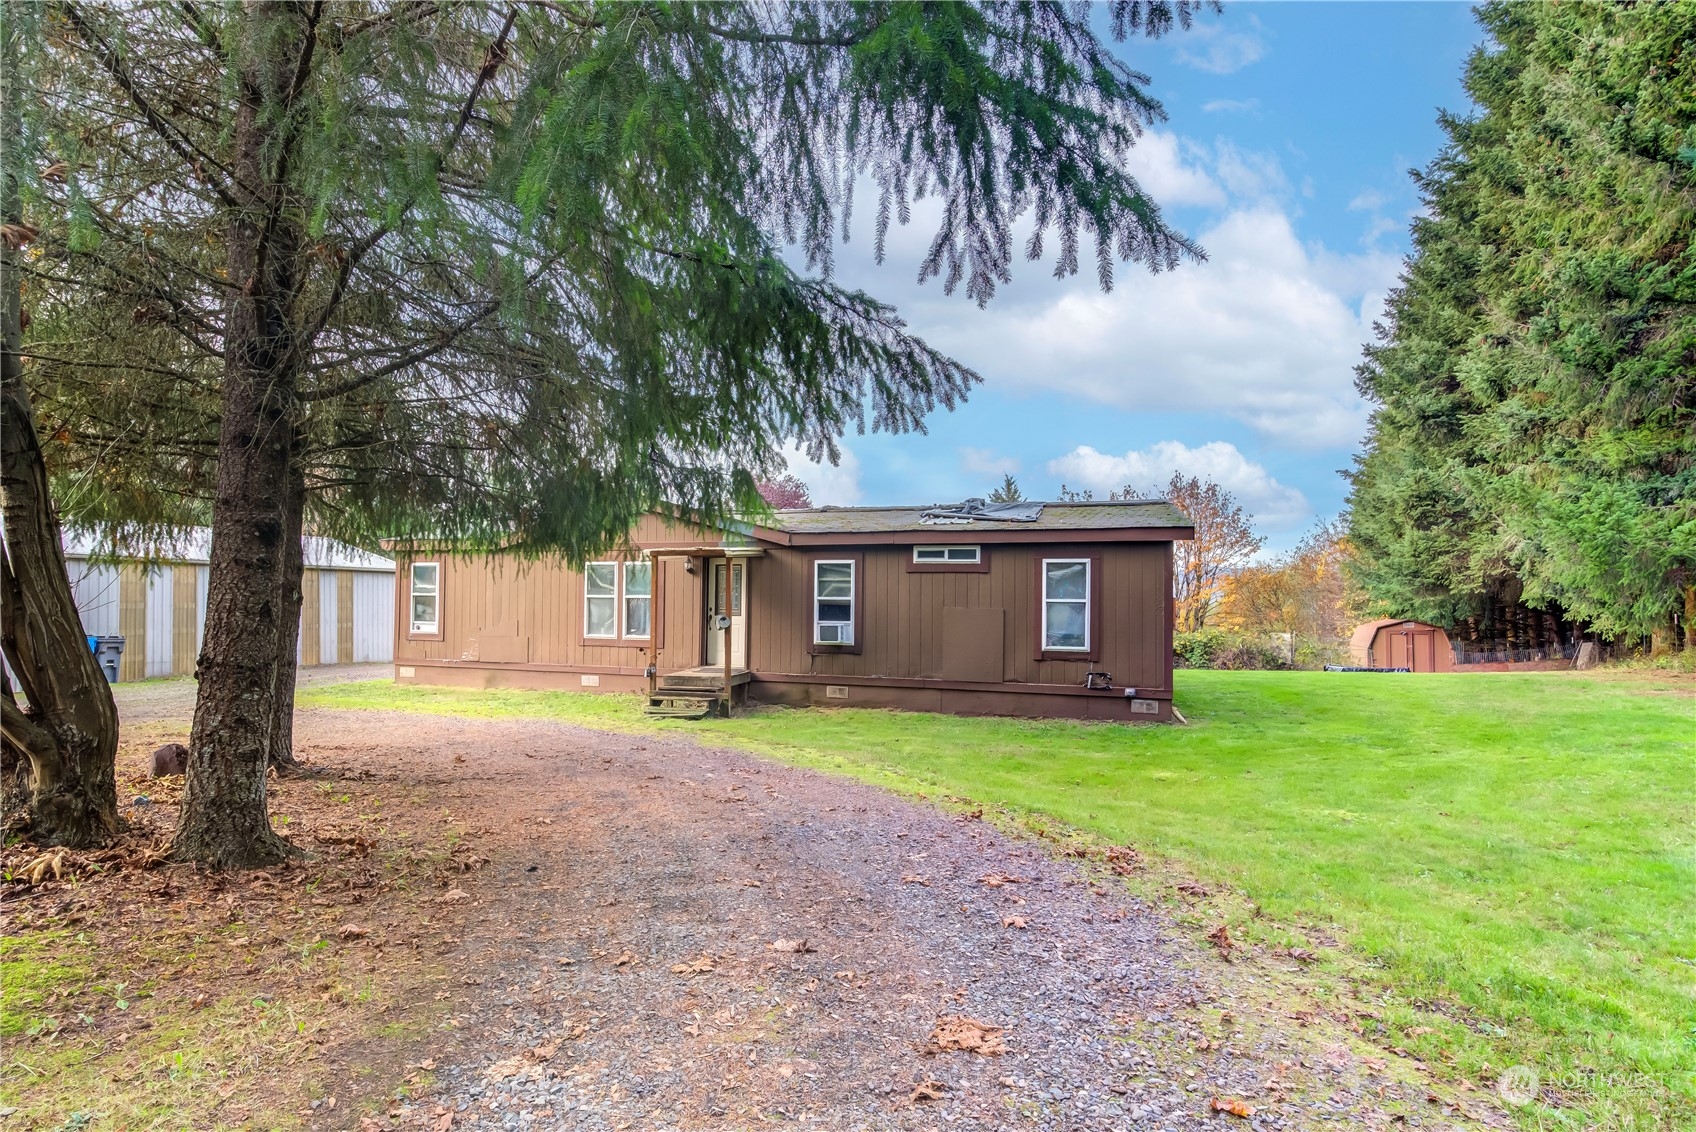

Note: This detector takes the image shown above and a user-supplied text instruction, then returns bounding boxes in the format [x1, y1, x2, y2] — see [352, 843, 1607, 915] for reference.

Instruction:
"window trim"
[622, 559, 653, 641]
[407, 560, 442, 640]
[579, 555, 664, 649]
[1032, 553, 1102, 661]
[583, 560, 620, 640]
[907, 544, 989, 574]
[807, 552, 863, 655]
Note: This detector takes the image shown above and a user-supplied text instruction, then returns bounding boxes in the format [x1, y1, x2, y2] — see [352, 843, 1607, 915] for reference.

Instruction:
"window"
[623, 561, 652, 639]
[409, 562, 439, 635]
[813, 560, 854, 645]
[1042, 558, 1090, 651]
[913, 545, 981, 564]
[584, 562, 617, 638]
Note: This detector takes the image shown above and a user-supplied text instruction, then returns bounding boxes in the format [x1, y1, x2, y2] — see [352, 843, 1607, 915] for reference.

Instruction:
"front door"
[705, 559, 747, 668]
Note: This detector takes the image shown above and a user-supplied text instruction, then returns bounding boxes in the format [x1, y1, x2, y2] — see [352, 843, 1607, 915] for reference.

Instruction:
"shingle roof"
[763, 499, 1191, 535]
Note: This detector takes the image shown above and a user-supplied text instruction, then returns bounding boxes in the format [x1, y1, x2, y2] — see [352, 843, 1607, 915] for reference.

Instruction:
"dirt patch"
[3, 703, 1505, 1130]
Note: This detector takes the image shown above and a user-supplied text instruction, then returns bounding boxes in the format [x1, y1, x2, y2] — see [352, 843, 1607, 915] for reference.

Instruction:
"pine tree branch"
[57, 1, 241, 209]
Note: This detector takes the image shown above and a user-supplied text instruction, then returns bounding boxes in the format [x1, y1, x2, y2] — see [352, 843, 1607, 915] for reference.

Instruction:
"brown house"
[389, 500, 1194, 721]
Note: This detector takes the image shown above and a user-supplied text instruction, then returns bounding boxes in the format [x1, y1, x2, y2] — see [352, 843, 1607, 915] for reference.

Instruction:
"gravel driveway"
[267, 709, 1485, 1132]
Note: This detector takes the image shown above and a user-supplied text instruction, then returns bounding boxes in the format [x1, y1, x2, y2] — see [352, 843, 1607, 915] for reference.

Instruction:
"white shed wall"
[319, 571, 340, 662]
[145, 568, 174, 678]
[67, 560, 120, 638]
[352, 572, 395, 662]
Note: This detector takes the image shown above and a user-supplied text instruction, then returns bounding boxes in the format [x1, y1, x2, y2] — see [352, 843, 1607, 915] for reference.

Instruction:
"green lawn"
[301, 670, 1695, 1127]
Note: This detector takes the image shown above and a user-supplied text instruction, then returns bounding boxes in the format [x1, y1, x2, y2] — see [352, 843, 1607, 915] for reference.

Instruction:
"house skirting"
[394, 660, 1171, 721]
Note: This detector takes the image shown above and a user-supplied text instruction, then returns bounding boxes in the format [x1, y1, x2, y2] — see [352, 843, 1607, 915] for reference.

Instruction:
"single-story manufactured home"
[388, 499, 1194, 721]
[65, 528, 396, 680]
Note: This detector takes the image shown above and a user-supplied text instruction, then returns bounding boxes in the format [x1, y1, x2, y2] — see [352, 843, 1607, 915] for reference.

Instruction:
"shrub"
[1174, 629, 1290, 670]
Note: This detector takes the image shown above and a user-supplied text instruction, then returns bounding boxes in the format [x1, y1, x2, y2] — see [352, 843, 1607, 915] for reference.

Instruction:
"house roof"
[760, 499, 1192, 539]
[62, 527, 394, 573]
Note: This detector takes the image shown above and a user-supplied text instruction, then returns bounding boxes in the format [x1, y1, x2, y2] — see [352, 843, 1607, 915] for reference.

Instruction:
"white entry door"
[705, 559, 747, 667]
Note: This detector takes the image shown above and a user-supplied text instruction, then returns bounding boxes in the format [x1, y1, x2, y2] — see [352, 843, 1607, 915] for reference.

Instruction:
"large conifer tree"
[17, 1, 1212, 865]
[1349, 1, 1695, 647]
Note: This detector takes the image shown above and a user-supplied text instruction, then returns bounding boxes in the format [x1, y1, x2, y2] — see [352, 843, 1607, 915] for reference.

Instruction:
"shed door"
[1384, 630, 1410, 670]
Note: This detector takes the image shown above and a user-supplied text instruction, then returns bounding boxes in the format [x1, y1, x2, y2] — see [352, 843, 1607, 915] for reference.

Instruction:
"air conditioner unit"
[816, 623, 852, 645]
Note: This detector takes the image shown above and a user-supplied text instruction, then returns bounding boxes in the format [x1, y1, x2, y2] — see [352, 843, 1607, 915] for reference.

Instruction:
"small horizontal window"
[913, 545, 981, 564]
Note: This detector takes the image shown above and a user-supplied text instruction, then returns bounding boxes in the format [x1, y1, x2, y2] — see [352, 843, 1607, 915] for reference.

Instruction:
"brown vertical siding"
[394, 547, 704, 674]
[301, 568, 321, 667]
[118, 565, 147, 681]
[746, 542, 1169, 692]
[392, 514, 1175, 713]
[172, 565, 199, 675]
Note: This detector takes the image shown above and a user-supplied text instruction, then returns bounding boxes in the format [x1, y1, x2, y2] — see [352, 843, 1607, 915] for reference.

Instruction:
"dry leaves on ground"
[670, 955, 716, 975]
[977, 872, 1025, 888]
[1206, 923, 1234, 957]
[925, 1015, 1006, 1056]
[1210, 1097, 1256, 1118]
[485, 1036, 564, 1081]
[767, 938, 814, 953]
[1001, 916, 1027, 929]
[908, 1079, 948, 1103]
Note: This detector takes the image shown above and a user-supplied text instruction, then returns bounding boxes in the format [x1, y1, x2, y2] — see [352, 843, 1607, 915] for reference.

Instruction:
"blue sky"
[781, 1, 1485, 552]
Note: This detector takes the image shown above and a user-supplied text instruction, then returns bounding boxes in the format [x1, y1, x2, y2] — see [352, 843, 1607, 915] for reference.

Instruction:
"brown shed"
[1348, 618, 1454, 672]
[387, 499, 1194, 721]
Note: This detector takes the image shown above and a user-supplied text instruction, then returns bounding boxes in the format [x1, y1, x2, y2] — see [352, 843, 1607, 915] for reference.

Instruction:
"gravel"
[286, 710, 1483, 1132]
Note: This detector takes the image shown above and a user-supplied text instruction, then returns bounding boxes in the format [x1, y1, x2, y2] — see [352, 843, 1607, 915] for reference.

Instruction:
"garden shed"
[1348, 618, 1455, 672]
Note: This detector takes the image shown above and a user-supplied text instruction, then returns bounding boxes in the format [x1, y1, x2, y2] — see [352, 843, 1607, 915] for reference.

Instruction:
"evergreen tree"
[18, 1, 1214, 865]
[1348, 1, 1696, 646]
[987, 473, 1024, 503]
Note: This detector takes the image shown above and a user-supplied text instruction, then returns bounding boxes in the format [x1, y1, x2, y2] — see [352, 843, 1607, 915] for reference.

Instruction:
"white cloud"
[1173, 21, 1266, 75]
[1124, 131, 1225, 209]
[1201, 98, 1259, 115]
[1047, 441, 1309, 530]
[1213, 140, 1288, 201]
[1348, 188, 1388, 212]
[959, 447, 1020, 477]
[911, 206, 1399, 447]
[781, 441, 862, 506]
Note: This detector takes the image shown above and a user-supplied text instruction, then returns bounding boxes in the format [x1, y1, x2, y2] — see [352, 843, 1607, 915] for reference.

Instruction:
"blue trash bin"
[94, 635, 125, 683]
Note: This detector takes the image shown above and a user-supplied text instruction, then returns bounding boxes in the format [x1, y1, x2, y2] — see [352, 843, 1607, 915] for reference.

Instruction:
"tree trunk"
[269, 458, 305, 773]
[175, 4, 307, 867]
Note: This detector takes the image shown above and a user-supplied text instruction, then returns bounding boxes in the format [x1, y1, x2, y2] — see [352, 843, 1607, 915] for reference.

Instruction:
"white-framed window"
[623, 560, 652, 639]
[913, 545, 981, 564]
[584, 561, 618, 638]
[409, 562, 439, 635]
[813, 559, 854, 645]
[1041, 558, 1090, 651]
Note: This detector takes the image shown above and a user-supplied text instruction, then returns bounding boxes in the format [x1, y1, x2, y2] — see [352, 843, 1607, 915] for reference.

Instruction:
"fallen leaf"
[909, 1079, 947, 1102]
[555, 957, 575, 966]
[670, 955, 716, 975]
[900, 874, 929, 886]
[435, 889, 472, 904]
[1001, 916, 1027, 929]
[1210, 1097, 1256, 1118]
[767, 938, 815, 953]
[337, 923, 370, 940]
[977, 872, 1025, 888]
[925, 1015, 1006, 1056]
[1175, 881, 1211, 898]
[1206, 923, 1233, 956]
[434, 1112, 454, 1131]
[1363, 1057, 1388, 1072]
[611, 949, 636, 967]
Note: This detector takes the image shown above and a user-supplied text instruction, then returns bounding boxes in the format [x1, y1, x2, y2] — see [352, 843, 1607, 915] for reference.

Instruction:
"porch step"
[644, 701, 715, 720]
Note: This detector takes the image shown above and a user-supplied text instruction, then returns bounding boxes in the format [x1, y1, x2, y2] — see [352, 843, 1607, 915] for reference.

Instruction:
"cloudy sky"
[781, 1, 1483, 551]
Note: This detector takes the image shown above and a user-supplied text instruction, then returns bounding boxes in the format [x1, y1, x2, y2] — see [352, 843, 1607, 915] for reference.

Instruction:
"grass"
[300, 670, 1695, 1127]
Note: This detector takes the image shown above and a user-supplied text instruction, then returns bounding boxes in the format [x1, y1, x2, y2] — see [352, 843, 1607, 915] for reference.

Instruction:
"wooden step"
[649, 688, 723, 701]
[644, 702, 713, 720]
